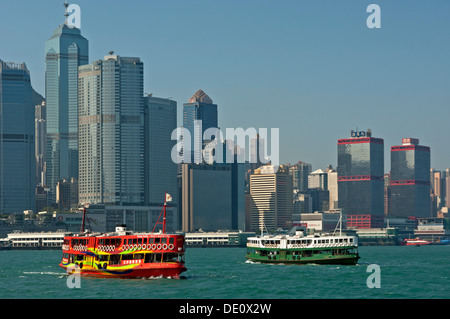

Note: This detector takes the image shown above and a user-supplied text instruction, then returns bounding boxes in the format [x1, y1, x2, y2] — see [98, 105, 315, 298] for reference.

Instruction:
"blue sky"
[1, 0, 449, 172]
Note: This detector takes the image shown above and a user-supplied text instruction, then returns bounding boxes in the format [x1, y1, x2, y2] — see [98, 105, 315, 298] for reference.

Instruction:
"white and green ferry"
[246, 227, 360, 265]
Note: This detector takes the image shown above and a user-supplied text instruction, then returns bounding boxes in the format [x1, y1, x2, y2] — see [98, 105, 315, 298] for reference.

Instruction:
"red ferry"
[59, 194, 187, 278]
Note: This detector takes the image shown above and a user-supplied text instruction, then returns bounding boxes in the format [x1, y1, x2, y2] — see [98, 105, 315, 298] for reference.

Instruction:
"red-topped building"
[338, 130, 385, 228]
[389, 138, 431, 218]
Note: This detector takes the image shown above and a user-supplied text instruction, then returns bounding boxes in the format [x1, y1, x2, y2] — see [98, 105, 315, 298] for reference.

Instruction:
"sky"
[1, 0, 449, 172]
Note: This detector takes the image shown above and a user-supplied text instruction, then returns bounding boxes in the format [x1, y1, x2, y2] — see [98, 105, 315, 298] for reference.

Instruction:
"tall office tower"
[308, 169, 328, 190]
[182, 89, 218, 163]
[45, 12, 88, 205]
[250, 165, 293, 232]
[446, 169, 450, 209]
[35, 101, 46, 186]
[389, 138, 431, 218]
[144, 95, 177, 206]
[78, 55, 144, 205]
[181, 163, 233, 232]
[337, 130, 384, 228]
[430, 170, 443, 214]
[327, 169, 338, 209]
[289, 161, 312, 192]
[383, 173, 390, 217]
[0, 60, 36, 213]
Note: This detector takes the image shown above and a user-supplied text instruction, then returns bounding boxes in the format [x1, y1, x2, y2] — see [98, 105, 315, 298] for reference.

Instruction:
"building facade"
[144, 95, 177, 207]
[289, 161, 312, 192]
[182, 89, 218, 163]
[250, 165, 293, 232]
[45, 20, 88, 205]
[0, 60, 36, 214]
[181, 163, 233, 232]
[78, 55, 144, 206]
[389, 138, 431, 218]
[338, 130, 384, 228]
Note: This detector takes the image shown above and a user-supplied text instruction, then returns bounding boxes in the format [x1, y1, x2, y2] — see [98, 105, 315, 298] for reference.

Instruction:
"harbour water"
[0, 245, 449, 299]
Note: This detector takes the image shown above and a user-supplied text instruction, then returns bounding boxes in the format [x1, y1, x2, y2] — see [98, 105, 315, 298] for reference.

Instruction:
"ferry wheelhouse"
[246, 220, 360, 265]
[59, 194, 187, 278]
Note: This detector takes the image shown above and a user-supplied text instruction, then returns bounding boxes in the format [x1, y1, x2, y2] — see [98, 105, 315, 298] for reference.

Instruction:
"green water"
[0, 245, 449, 299]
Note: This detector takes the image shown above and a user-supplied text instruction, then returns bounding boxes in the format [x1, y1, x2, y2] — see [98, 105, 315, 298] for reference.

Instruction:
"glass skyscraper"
[78, 55, 144, 206]
[144, 95, 177, 206]
[389, 138, 431, 218]
[337, 130, 384, 227]
[45, 19, 88, 204]
[182, 89, 218, 163]
[0, 60, 36, 213]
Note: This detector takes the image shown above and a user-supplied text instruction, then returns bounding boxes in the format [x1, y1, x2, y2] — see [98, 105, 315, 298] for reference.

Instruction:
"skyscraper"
[144, 95, 177, 206]
[0, 60, 36, 213]
[78, 55, 144, 205]
[45, 12, 88, 204]
[289, 161, 312, 192]
[182, 89, 218, 163]
[389, 138, 431, 218]
[337, 130, 384, 228]
[250, 165, 293, 232]
[35, 101, 46, 186]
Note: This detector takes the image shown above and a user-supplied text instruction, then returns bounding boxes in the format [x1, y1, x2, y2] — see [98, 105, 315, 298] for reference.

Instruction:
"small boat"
[402, 238, 431, 246]
[246, 213, 360, 265]
[59, 193, 187, 278]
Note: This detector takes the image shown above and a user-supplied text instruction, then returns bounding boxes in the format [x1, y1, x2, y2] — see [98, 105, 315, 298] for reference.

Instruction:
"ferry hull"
[245, 254, 360, 265]
[59, 262, 187, 279]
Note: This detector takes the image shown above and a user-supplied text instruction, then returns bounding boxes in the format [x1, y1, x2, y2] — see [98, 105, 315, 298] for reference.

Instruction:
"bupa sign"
[351, 130, 366, 138]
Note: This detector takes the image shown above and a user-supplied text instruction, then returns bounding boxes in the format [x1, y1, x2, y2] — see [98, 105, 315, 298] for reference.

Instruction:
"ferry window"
[134, 253, 144, 260]
[148, 237, 154, 244]
[155, 238, 160, 244]
[138, 238, 142, 245]
[163, 253, 179, 262]
[110, 255, 120, 265]
[161, 238, 167, 244]
[169, 237, 175, 245]
[132, 238, 137, 245]
[122, 254, 133, 261]
[143, 238, 147, 245]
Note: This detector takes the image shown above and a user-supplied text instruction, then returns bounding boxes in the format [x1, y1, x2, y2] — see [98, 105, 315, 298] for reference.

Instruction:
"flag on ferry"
[165, 193, 172, 202]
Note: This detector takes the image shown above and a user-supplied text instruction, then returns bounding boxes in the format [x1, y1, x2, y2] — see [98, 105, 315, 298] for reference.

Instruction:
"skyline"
[1, 0, 449, 171]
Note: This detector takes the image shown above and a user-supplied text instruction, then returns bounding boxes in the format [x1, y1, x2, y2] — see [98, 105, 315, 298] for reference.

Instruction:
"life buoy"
[138, 245, 141, 250]
[162, 244, 168, 250]
[133, 244, 137, 250]
[152, 244, 156, 250]
[168, 244, 174, 250]
[157, 244, 162, 250]
[123, 245, 128, 251]
[142, 244, 146, 250]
